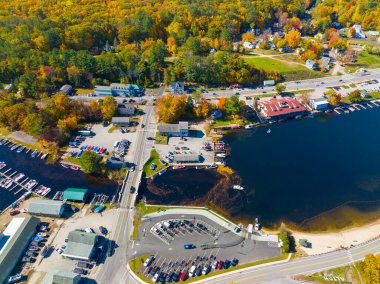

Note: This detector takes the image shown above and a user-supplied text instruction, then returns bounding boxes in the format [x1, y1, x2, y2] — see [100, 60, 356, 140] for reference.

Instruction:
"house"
[256, 97, 308, 121]
[41, 270, 81, 284]
[305, 59, 318, 70]
[59, 84, 74, 95]
[94, 83, 144, 97]
[62, 230, 102, 261]
[62, 188, 88, 202]
[263, 80, 275, 87]
[168, 82, 185, 95]
[117, 104, 135, 116]
[320, 57, 331, 71]
[111, 117, 131, 126]
[210, 48, 216, 54]
[367, 31, 379, 37]
[28, 199, 66, 217]
[352, 24, 366, 38]
[106, 156, 126, 169]
[243, 42, 254, 49]
[310, 98, 329, 110]
[0, 217, 40, 283]
[158, 121, 189, 137]
[173, 153, 200, 163]
[279, 46, 292, 53]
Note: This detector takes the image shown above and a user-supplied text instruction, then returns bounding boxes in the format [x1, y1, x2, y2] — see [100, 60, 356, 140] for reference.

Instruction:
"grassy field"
[108, 125, 120, 133]
[346, 51, 380, 72]
[342, 91, 380, 104]
[0, 127, 11, 136]
[142, 149, 168, 177]
[242, 55, 324, 81]
[154, 133, 167, 145]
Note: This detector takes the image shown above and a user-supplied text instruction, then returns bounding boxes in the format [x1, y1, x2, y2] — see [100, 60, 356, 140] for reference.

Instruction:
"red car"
[217, 260, 224, 270]
[179, 271, 187, 281]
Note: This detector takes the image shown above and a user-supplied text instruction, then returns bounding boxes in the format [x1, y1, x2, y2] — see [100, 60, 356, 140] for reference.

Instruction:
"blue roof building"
[94, 83, 144, 97]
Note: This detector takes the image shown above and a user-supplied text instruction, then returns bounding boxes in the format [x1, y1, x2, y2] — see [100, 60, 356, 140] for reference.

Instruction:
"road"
[203, 68, 380, 100]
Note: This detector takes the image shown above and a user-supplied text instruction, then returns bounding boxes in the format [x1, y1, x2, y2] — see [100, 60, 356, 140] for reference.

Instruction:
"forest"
[0, 0, 379, 93]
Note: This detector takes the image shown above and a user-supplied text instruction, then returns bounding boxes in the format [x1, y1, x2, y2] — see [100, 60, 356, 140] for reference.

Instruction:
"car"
[211, 260, 218, 269]
[21, 257, 32, 263]
[216, 260, 224, 270]
[77, 261, 91, 269]
[171, 272, 179, 282]
[143, 256, 154, 267]
[28, 246, 38, 251]
[183, 244, 195, 249]
[25, 251, 37, 257]
[231, 258, 239, 266]
[119, 128, 125, 133]
[234, 227, 241, 233]
[56, 248, 64, 254]
[152, 272, 160, 282]
[141, 124, 145, 128]
[180, 147, 189, 150]
[150, 266, 159, 277]
[188, 265, 196, 277]
[107, 240, 115, 257]
[145, 266, 153, 275]
[7, 274, 23, 284]
[37, 232, 47, 237]
[179, 272, 187, 281]
[166, 272, 173, 282]
[223, 260, 231, 269]
[130, 186, 136, 194]
[10, 210, 20, 216]
[129, 165, 135, 172]
[73, 268, 87, 275]
[33, 236, 44, 242]
[99, 226, 108, 235]
[30, 240, 40, 246]
[195, 266, 202, 276]
[175, 147, 180, 150]
[147, 137, 155, 140]
[84, 227, 95, 234]
[158, 272, 166, 283]
[202, 265, 210, 275]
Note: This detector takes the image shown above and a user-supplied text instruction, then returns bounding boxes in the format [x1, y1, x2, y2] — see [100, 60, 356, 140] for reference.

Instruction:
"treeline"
[0, 92, 117, 144]
[357, 254, 380, 284]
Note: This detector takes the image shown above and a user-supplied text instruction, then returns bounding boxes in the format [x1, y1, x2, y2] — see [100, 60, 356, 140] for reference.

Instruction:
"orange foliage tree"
[156, 93, 187, 123]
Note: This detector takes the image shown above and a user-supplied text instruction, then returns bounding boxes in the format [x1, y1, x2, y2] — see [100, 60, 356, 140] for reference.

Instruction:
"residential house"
[168, 82, 185, 95]
[106, 156, 126, 169]
[243, 42, 254, 49]
[305, 59, 318, 70]
[279, 46, 292, 53]
[263, 80, 275, 87]
[320, 57, 331, 71]
[360, 90, 370, 98]
[59, 84, 74, 95]
[118, 104, 135, 116]
[94, 83, 143, 97]
[158, 121, 189, 137]
[352, 24, 366, 38]
[111, 117, 131, 126]
[310, 98, 329, 110]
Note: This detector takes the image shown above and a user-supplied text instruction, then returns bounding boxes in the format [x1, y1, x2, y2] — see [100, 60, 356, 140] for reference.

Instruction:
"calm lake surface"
[0, 144, 117, 211]
[224, 108, 380, 229]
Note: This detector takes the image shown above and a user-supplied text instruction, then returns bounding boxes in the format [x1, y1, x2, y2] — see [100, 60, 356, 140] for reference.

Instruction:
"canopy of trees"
[78, 151, 102, 174]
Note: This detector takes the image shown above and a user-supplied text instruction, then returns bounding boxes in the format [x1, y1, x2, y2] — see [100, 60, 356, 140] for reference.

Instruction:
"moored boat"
[11, 144, 19, 150]
[70, 165, 80, 171]
[17, 146, 25, 153]
[31, 150, 38, 158]
[195, 165, 205, 169]
[245, 124, 254, 129]
[41, 153, 48, 159]
[267, 129, 271, 134]
[0, 163, 6, 170]
[94, 204, 105, 213]
[13, 173, 25, 182]
[158, 168, 167, 175]
[233, 185, 244, 190]
[206, 164, 217, 169]
[61, 163, 69, 168]
[172, 165, 185, 170]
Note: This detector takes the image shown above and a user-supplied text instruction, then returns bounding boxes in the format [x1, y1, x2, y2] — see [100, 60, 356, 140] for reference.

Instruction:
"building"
[173, 153, 200, 163]
[94, 83, 143, 97]
[263, 80, 275, 87]
[158, 121, 189, 137]
[210, 109, 223, 120]
[305, 59, 318, 70]
[41, 270, 81, 284]
[118, 104, 135, 116]
[111, 117, 131, 126]
[352, 24, 366, 38]
[310, 98, 329, 110]
[256, 97, 308, 121]
[59, 85, 74, 95]
[168, 82, 185, 95]
[279, 46, 292, 53]
[320, 57, 331, 71]
[361, 90, 370, 98]
[106, 156, 126, 169]
[0, 217, 40, 283]
[62, 230, 102, 261]
[63, 188, 88, 202]
[243, 42, 254, 49]
[28, 199, 66, 217]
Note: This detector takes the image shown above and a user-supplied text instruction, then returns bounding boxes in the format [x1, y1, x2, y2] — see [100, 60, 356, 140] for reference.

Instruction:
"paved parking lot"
[154, 129, 214, 165]
[134, 214, 281, 282]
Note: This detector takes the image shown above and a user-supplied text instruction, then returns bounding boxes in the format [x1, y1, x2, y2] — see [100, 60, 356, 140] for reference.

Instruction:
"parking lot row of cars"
[142, 254, 239, 283]
[150, 219, 220, 245]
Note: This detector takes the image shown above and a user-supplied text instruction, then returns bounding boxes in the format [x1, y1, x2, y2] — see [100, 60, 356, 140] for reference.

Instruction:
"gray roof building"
[173, 153, 200, 163]
[62, 230, 101, 261]
[118, 104, 135, 116]
[28, 199, 65, 217]
[112, 117, 131, 126]
[41, 270, 81, 284]
[0, 217, 40, 283]
[59, 85, 74, 95]
[305, 59, 318, 70]
[168, 82, 185, 94]
[158, 121, 189, 137]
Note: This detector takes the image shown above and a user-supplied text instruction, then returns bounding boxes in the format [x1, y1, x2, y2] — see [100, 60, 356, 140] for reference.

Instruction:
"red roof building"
[257, 97, 308, 121]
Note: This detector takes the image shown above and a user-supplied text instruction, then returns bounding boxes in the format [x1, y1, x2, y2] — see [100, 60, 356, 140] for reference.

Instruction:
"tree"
[218, 97, 226, 110]
[99, 95, 117, 121]
[347, 89, 362, 103]
[224, 95, 242, 115]
[156, 93, 187, 123]
[362, 254, 380, 284]
[348, 27, 356, 38]
[275, 83, 286, 95]
[79, 151, 102, 174]
[285, 29, 301, 48]
[279, 232, 290, 253]
[242, 32, 254, 43]
[328, 93, 342, 106]
[299, 92, 310, 105]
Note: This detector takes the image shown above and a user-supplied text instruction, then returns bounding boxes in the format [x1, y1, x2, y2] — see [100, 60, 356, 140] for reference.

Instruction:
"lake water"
[224, 108, 380, 230]
[0, 144, 118, 211]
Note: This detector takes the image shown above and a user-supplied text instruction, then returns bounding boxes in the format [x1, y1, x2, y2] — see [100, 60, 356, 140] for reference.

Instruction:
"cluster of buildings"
[94, 83, 144, 97]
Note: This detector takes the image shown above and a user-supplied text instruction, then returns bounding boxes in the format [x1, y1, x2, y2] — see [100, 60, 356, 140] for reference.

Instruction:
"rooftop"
[159, 121, 188, 133]
[62, 230, 100, 260]
[28, 199, 65, 216]
[112, 117, 130, 123]
[257, 97, 307, 119]
[63, 188, 88, 202]
[41, 270, 81, 284]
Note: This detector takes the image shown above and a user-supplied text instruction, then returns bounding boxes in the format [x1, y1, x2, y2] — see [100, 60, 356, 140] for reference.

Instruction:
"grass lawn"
[346, 51, 380, 72]
[0, 127, 11, 136]
[75, 88, 93, 95]
[142, 149, 168, 178]
[62, 156, 81, 165]
[212, 118, 245, 127]
[155, 133, 167, 145]
[342, 91, 380, 104]
[108, 125, 120, 133]
[349, 83, 357, 88]
[242, 55, 325, 81]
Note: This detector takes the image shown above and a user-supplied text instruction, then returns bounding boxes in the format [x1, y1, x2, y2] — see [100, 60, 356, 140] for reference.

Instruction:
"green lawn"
[142, 149, 168, 178]
[242, 55, 324, 81]
[108, 126, 120, 133]
[342, 91, 380, 104]
[346, 51, 380, 73]
[0, 127, 11, 136]
[154, 133, 167, 145]
[62, 156, 81, 165]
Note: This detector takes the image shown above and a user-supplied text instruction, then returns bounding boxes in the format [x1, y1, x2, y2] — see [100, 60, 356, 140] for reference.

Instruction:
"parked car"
[21, 257, 32, 263]
[130, 186, 136, 194]
[84, 227, 95, 234]
[10, 210, 20, 216]
[211, 260, 218, 269]
[147, 137, 155, 140]
[7, 274, 23, 284]
[77, 262, 92, 269]
[143, 256, 154, 267]
[171, 272, 179, 282]
[223, 260, 231, 269]
[216, 260, 224, 270]
[189, 265, 196, 277]
[28, 246, 38, 251]
[183, 244, 195, 249]
[202, 265, 210, 275]
[99, 226, 108, 235]
[231, 258, 239, 266]
[25, 251, 37, 257]
[179, 271, 187, 281]
[73, 268, 87, 275]
[165, 272, 173, 282]
[195, 266, 202, 276]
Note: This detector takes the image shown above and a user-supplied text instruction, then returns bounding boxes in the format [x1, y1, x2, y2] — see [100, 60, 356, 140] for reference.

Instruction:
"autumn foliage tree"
[242, 32, 255, 42]
[285, 29, 301, 48]
[156, 93, 187, 123]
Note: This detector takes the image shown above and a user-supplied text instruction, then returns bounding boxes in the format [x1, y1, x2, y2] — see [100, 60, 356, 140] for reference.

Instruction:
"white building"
[352, 24, 366, 38]
[310, 98, 329, 110]
[243, 42, 254, 49]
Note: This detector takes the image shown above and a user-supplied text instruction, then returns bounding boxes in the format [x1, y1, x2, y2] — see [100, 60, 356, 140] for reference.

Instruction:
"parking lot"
[134, 214, 281, 283]
[154, 127, 215, 165]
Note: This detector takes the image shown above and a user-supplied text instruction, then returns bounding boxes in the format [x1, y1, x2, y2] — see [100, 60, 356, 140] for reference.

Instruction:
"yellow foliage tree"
[285, 29, 301, 48]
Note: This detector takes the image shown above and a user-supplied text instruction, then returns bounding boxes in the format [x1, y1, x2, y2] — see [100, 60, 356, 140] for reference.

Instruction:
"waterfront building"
[168, 82, 185, 95]
[94, 83, 143, 97]
[173, 153, 200, 163]
[28, 199, 66, 217]
[62, 230, 102, 261]
[0, 217, 40, 283]
[310, 98, 329, 110]
[158, 121, 189, 137]
[63, 188, 88, 202]
[111, 117, 131, 126]
[117, 104, 135, 116]
[41, 270, 81, 284]
[256, 97, 308, 121]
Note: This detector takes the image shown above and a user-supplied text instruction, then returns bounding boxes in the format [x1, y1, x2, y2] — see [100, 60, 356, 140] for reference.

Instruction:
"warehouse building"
[173, 153, 200, 163]
[0, 217, 40, 283]
[111, 117, 131, 126]
[62, 230, 102, 261]
[158, 121, 189, 137]
[41, 270, 81, 284]
[28, 199, 66, 217]
[63, 188, 88, 202]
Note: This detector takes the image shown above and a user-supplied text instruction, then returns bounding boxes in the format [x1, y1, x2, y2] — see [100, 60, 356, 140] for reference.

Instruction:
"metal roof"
[159, 121, 188, 133]
[173, 153, 200, 163]
[28, 199, 65, 217]
[0, 217, 40, 283]
[62, 230, 99, 260]
[112, 117, 130, 123]
[63, 188, 88, 201]
[41, 270, 81, 284]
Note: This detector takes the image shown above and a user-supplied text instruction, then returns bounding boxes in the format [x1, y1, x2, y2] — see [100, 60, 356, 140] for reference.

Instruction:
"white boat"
[267, 129, 271, 134]
[41, 188, 51, 196]
[25, 179, 37, 190]
[216, 153, 226, 158]
[233, 185, 244, 190]
[13, 173, 25, 182]
[41, 153, 48, 159]
[4, 181, 13, 189]
[0, 163, 6, 170]
[245, 124, 254, 129]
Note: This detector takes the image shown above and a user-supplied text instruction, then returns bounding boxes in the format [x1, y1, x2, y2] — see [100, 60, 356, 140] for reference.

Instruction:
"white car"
[189, 265, 196, 277]
[211, 260, 218, 269]
[152, 273, 160, 282]
[84, 228, 95, 234]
